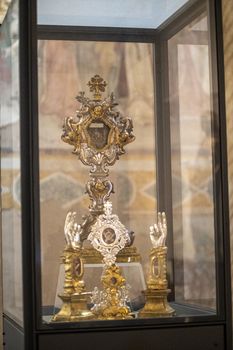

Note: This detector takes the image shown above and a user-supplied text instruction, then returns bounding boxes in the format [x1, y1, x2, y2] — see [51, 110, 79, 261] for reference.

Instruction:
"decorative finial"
[103, 201, 113, 217]
[87, 75, 107, 100]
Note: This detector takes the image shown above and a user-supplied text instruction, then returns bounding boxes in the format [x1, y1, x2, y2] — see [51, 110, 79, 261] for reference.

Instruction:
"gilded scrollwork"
[90, 265, 131, 320]
[86, 178, 114, 212]
[61, 75, 135, 177]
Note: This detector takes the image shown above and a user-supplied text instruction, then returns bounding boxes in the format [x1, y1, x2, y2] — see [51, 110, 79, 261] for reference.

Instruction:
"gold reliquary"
[52, 75, 175, 322]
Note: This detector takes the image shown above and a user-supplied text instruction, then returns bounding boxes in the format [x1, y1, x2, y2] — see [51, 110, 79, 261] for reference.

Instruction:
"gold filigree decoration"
[91, 264, 132, 320]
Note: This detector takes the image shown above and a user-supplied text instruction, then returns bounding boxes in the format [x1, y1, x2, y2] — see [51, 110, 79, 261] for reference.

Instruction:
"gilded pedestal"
[93, 264, 132, 320]
[140, 289, 174, 317]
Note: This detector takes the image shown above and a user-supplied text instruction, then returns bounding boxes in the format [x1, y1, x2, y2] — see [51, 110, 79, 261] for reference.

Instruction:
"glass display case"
[1, 0, 231, 349]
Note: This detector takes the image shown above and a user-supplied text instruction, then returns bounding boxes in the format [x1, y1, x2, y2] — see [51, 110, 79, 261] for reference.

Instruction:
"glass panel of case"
[37, 0, 189, 28]
[0, 0, 24, 326]
[168, 12, 216, 310]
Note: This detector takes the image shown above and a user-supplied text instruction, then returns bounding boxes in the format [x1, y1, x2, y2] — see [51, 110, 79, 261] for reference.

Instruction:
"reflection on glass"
[0, 0, 23, 325]
[168, 13, 216, 309]
[37, 41, 156, 312]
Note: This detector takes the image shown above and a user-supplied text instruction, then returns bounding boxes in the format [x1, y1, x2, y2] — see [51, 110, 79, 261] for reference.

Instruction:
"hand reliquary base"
[51, 293, 94, 322]
[139, 289, 175, 318]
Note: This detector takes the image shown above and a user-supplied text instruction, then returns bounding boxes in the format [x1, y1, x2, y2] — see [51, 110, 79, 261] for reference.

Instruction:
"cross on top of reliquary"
[87, 74, 107, 100]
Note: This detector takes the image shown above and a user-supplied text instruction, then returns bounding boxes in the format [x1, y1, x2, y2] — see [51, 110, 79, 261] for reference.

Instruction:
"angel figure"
[64, 212, 82, 250]
[149, 212, 167, 249]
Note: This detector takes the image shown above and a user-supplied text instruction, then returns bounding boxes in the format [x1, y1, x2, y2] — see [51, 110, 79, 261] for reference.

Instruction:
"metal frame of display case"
[2, 0, 232, 349]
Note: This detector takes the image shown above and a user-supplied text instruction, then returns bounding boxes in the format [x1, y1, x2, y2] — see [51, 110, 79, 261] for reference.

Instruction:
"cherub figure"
[64, 212, 82, 250]
[149, 212, 167, 249]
